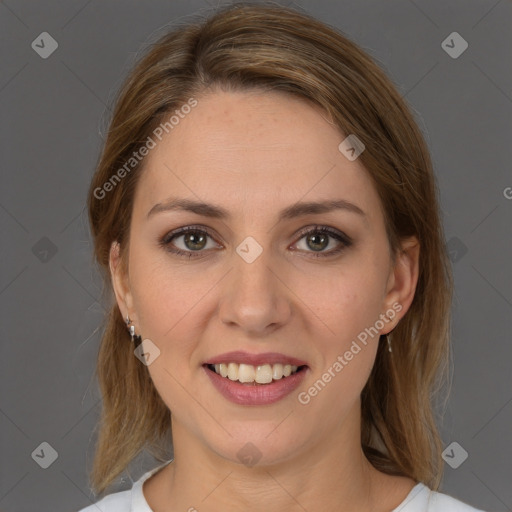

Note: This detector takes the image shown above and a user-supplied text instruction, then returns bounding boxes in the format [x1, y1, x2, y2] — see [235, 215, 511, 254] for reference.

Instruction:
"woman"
[78, 3, 485, 511]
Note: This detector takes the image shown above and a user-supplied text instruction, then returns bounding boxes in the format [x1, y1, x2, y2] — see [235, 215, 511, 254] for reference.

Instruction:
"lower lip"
[203, 365, 308, 405]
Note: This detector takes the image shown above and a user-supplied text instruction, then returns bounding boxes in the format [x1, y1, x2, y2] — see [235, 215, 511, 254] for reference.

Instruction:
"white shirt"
[76, 459, 486, 512]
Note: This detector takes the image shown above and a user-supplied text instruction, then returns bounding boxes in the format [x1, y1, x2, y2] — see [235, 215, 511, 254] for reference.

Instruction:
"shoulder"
[428, 490, 487, 512]
[393, 482, 486, 512]
[75, 488, 131, 512]
[74, 460, 173, 512]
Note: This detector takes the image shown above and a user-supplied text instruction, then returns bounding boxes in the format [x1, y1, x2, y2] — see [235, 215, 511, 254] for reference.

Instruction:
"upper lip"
[203, 351, 308, 367]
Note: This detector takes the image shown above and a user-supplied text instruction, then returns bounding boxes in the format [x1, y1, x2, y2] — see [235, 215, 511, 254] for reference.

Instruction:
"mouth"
[204, 362, 308, 385]
[202, 351, 310, 405]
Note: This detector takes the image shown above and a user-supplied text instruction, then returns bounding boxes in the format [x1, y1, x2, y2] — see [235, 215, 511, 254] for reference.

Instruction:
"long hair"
[86, 2, 453, 496]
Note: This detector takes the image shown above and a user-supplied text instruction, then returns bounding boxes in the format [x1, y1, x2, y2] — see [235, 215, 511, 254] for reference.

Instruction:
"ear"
[380, 236, 420, 334]
[109, 240, 135, 323]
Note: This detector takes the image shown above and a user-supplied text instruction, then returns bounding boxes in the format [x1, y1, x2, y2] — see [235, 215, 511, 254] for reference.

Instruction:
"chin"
[204, 425, 306, 469]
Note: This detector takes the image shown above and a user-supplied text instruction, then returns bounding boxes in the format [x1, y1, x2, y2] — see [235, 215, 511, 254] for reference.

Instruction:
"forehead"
[133, 90, 382, 223]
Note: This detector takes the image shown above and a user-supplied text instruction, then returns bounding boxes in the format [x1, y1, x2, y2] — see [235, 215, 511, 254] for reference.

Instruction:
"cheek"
[303, 258, 386, 347]
[297, 281, 382, 423]
[127, 244, 196, 357]
[296, 257, 385, 404]
[128, 240, 196, 331]
[127, 249, 208, 412]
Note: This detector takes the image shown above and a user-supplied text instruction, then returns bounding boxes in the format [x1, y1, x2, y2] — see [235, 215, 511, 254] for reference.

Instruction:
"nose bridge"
[219, 235, 290, 332]
[236, 239, 275, 295]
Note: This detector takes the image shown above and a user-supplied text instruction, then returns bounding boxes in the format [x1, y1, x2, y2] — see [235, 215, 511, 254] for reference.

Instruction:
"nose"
[218, 244, 292, 335]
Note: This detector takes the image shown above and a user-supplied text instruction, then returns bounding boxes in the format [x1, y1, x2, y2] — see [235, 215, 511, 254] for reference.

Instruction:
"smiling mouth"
[205, 362, 308, 385]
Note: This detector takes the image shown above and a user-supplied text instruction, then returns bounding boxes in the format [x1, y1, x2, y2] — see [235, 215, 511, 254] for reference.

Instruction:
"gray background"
[1, 0, 511, 511]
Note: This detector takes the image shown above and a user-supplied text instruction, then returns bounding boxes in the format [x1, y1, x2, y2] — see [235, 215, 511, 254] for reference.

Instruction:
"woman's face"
[111, 89, 417, 466]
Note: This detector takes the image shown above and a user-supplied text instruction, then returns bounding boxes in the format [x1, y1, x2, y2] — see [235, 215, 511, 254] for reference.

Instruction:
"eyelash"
[159, 224, 353, 259]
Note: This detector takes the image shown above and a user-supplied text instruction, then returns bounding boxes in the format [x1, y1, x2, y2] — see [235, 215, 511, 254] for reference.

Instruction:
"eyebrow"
[146, 197, 366, 221]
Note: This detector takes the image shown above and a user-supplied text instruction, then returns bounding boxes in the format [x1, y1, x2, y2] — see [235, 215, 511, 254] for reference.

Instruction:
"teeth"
[272, 363, 284, 380]
[227, 362, 238, 381]
[238, 363, 256, 383]
[211, 362, 300, 384]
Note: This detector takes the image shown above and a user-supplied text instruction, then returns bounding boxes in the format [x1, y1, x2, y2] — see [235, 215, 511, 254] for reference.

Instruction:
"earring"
[384, 313, 394, 353]
[125, 315, 142, 347]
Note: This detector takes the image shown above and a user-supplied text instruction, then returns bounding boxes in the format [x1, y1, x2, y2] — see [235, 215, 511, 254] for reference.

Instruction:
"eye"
[292, 225, 352, 258]
[159, 226, 220, 258]
[159, 224, 352, 259]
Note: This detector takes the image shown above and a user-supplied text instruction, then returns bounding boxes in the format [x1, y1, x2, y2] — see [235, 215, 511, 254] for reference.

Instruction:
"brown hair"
[87, 1, 453, 496]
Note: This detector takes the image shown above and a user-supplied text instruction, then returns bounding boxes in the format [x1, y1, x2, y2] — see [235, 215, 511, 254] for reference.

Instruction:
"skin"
[110, 89, 420, 511]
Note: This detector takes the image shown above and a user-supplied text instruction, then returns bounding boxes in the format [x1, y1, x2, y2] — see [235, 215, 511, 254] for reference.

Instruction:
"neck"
[156, 404, 387, 512]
